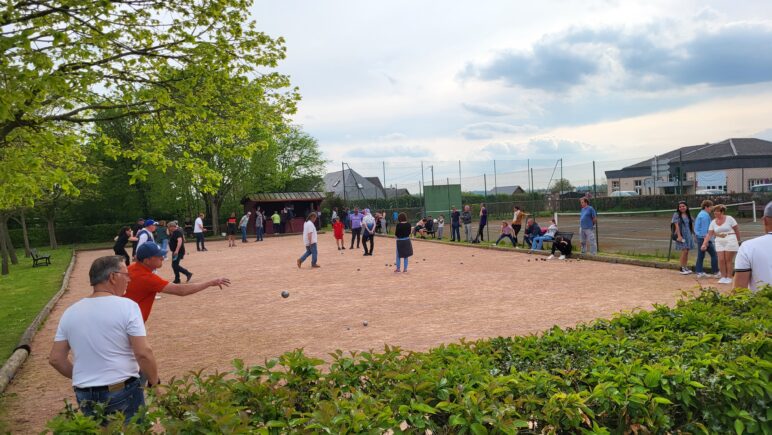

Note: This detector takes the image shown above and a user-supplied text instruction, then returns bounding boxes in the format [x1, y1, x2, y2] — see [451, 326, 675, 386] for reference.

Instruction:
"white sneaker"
[718, 277, 732, 284]
[695, 272, 706, 278]
[547, 255, 555, 260]
[558, 255, 566, 260]
[679, 267, 692, 275]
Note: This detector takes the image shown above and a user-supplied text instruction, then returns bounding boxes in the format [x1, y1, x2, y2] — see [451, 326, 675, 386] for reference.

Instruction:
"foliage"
[1, 0, 292, 210]
[550, 178, 574, 193]
[48, 288, 772, 433]
[0, 248, 73, 366]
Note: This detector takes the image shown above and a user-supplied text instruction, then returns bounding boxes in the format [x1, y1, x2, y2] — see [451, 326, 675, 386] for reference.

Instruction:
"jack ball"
[281, 291, 289, 298]
[363, 321, 368, 326]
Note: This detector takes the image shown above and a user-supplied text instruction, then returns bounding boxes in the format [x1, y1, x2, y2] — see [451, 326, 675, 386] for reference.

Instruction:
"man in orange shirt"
[125, 243, 231, 322]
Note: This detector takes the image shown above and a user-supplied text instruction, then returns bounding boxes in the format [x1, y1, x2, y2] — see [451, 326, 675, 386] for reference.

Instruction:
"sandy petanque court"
[2, 235, 707, 432]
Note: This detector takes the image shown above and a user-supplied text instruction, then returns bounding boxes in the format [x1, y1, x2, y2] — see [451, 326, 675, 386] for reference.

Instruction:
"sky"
[251, 0, 772, 189]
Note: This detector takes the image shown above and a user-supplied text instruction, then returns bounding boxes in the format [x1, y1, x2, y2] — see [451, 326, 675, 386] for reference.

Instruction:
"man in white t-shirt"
[194, 212, 207, 251]
[296, 212, 320, 268]
[49, 255, 160, 423]
[362, 208, 376, 256]
[734, 201, 772, 292]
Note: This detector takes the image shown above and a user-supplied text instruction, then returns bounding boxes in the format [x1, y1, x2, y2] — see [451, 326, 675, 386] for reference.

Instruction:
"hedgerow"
[47, 287, 771, 434]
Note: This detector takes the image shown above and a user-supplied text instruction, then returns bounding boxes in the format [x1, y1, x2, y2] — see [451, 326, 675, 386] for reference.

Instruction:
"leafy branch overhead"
[0, 0, 298, 209]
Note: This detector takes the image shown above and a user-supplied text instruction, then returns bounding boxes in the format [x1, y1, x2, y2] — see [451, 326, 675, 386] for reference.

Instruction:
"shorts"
[714, 234, 739, 252]
[227, 223, 237, 235]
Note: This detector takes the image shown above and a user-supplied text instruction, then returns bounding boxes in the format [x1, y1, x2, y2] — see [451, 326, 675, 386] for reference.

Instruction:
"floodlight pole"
[383, 161, 387, 200]
[559, 158, 563, 212]
[493, 160, 498, 196]
[592, 161, 597, 198]
[421, 161, 426, 217]
[527, 159, 531, 194]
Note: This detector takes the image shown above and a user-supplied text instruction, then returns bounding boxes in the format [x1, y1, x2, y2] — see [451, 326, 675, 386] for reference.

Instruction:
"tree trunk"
[0, 215, 9, 275]
[2, 218, 18, 265]
[209, 197, 220, 235]
[46, 217, 58, 249]
[20, 209, 31, 257]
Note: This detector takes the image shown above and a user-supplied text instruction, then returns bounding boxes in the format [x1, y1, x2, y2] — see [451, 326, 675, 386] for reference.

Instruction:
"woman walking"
[155, 220, 169, 258]
[394, 212, 413, 273]
[113, 226, 137, 266]
[672, 201, 696, 275]
[701, 204, 741, 284]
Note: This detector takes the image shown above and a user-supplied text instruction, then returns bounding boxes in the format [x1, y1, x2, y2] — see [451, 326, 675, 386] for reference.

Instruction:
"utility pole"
[341, 161, 347, 202]
[493, 160, 498, 196]
[383, 161, 387, 199]
[421, 161, 426, 216]
[430, 165, 434, 186]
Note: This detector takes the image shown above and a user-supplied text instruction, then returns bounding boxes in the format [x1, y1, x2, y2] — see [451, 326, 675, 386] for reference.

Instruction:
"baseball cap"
[765, 201, 772, 218]
[143, 219, 158, 227]
[136, 243, 163, 261]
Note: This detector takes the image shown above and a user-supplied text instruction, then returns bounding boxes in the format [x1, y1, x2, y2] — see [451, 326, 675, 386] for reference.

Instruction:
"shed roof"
[242, 192, 325, 203]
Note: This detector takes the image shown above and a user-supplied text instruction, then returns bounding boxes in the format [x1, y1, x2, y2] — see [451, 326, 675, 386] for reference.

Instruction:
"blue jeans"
[695, 236, 718, 274]
[580, 228, 596, 254]
[74, 377, 144, 424]
[395, 250, 409, 271]
[255, 226, 264, 241]
[240, 226, 247, 242]
[299, 243, 317, 265]
[451, 224, 460, 241]
[495, 234, 517, 246]
[156, 239, 168, 258]
[531, 235, 554, 251]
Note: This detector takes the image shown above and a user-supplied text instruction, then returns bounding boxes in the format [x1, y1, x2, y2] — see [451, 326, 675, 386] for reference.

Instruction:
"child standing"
[394, 212, 413, 273]
[436, 215, 445, 239]
[494, 220, 517, 247]
[333, 217, 345, 250]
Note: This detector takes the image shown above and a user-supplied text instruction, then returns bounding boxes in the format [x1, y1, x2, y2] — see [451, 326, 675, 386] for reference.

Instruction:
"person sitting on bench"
[548, 234, 572, 260]
[523, 218, 542, 249]
[413, 218, 428, 238]
[530, 218, 558, 252]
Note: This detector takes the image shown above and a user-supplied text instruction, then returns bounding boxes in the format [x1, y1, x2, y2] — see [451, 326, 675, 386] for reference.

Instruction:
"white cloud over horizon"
[252, 0, 772, 182]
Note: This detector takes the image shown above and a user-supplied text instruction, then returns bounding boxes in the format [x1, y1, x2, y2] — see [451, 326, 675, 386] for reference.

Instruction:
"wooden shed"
[240, 192, 325, 234]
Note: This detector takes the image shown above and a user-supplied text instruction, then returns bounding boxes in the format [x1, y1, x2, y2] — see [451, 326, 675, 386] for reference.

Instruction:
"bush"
[7, 223, 127, 247]
[48, 288, 771, 433]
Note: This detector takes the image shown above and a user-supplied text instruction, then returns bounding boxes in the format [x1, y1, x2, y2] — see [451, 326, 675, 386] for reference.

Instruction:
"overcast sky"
[251, 1, 772, 187]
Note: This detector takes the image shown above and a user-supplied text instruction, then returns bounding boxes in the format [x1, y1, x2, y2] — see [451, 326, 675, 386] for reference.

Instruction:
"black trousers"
[362, 231, 374, 254]
[350, 227, 361, 248]
[195, 233, 205, 250]
[511, 224, 521, 244]
[172, 252, 191, 283]
[114, 248, 130, 266]
[476, 223, 486, 241]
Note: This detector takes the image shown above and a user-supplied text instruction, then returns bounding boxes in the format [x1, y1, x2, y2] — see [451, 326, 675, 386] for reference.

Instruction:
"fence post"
[493, 160, 498, 196]
[527, 159, 531, 194]
[342, 161, 347, 203]
[483, 174, 489, 241]
[421, 161, 426, 216]
[593, 161, 597, 198]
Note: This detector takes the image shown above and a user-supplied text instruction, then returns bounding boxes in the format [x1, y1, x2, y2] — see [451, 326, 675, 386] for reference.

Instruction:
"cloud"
[480, 138, 603, 159]
[461, 102, 515, 116]
[462, 22, 772, 92]
[377, 132, 407, 141]
[347, 145, 431, 159]
[753, 128, 772, 141]
[459, 122, 538, 140]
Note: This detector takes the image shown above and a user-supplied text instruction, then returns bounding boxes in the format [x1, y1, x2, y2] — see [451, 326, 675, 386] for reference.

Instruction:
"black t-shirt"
[168, 229, 185, 255]
[395, 222, 412, 238]
[451, 211, 460, 224]
[113, 232, 129, 251]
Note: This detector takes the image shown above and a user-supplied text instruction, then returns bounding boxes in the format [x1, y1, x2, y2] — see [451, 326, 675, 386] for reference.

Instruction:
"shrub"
[47, 288, 771, 433]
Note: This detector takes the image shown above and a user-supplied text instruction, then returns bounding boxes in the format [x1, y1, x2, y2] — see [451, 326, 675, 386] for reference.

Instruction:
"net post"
[553, 211, 558, 226]
[753, 201, 757, 222]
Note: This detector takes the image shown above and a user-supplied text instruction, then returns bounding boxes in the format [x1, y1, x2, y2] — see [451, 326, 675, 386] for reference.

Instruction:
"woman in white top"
[701, 204, 742, 284]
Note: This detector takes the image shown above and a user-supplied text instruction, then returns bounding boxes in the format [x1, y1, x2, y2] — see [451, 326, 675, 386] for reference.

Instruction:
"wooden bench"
[31, 248, 51, 267]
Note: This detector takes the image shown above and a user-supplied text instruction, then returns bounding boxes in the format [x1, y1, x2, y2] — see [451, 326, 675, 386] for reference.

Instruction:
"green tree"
[246, 126, 326, 193]
[550, 178, 574, 194]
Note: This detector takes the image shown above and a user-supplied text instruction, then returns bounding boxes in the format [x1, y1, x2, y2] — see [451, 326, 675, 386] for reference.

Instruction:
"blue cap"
[136, 243, 163, 261]
[143, 219, 158, 227]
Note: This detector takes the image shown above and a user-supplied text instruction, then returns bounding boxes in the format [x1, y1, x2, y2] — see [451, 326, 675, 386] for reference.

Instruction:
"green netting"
[423, 184, 462, 216]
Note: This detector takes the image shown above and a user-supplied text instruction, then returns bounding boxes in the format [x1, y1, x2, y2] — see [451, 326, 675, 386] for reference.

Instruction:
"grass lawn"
[0, 247, 73, 367]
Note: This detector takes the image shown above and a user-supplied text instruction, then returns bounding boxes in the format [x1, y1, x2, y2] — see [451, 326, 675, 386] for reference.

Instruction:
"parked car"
[695, 189, 726, 195]
[750, 183, 772, 193]
[610, 190, 639, 197]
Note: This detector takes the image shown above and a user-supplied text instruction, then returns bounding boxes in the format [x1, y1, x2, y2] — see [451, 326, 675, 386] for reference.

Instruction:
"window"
[611, 180, 620, 191]
[748, 179, 771, 190]
[634, 180, 642, 186]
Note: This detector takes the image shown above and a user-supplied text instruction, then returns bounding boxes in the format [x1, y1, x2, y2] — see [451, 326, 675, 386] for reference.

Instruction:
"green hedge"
[47, 288, 771, 433]
[7, 224, 133, 247]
